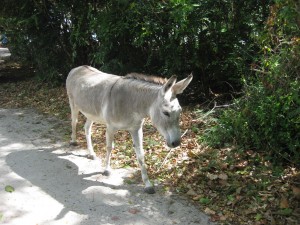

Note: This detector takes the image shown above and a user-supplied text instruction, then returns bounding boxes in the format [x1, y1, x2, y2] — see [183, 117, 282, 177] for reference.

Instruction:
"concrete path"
[0, 108, 214, 225]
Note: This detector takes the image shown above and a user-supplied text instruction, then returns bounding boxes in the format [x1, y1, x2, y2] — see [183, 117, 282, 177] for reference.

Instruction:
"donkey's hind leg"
[84, 119, 97, 160]
[103, 126, 115, 176]
[69, 96, 79, 146]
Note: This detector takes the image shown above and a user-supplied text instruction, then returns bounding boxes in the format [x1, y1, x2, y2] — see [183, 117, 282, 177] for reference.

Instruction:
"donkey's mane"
[124, 73, 167, 85]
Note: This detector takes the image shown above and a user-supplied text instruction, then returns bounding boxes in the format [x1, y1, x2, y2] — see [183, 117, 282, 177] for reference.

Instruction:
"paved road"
[0, 108, 215, 225]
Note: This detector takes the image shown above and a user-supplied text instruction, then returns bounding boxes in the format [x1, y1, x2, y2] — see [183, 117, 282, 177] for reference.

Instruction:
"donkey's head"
[150, 74, 193, 148]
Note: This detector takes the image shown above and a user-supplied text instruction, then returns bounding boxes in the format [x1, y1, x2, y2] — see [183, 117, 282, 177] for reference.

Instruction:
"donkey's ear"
[162, 75, 177, 94]
[172, 73, 193, 95]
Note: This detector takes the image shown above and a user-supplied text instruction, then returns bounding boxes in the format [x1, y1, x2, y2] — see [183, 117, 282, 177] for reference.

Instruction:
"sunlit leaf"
[254, 213, 263, 221]
[204, 207, 215, 215]
[227, 195, 234, 202]
[199, 197, 211, 205]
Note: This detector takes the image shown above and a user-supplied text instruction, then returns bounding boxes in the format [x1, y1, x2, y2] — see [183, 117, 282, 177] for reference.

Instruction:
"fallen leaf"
[204, 207, 216, 215]
[5, 185, 14, 193]
[277, 208, 293, 216]
[291, 186, 300, 199]
[236, 187, 242, 194]
[246, 150, 253, 155]
[111, 216, 120, 221]
[279, 197, 289, 209]
[236, 160, 248, 169]
[218, 179, 228, 186]
[207, 173, 218, 180]
[128, 208, 140, 214]
[218, 173, 228, 180]
[255, 213, 263, 221]
[187, 189, 197, 196]
[192, 195, 201, 201]
[199, 197, 211, 205]
[219, 215, 227, 221]
[227, 195, 235, 202]
[210, 214, 220, 222]
[221, 163, 228, 169]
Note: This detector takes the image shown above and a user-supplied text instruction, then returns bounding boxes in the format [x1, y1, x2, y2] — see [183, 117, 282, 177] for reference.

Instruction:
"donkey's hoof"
[87, 154, 97, 160]
[69, 141, 78, 146]
[103, 170, 111, 176]
[144, 186, 155, 194]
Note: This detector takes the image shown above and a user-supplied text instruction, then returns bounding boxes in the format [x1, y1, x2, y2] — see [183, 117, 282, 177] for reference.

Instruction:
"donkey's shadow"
[6, 147, 138, 220]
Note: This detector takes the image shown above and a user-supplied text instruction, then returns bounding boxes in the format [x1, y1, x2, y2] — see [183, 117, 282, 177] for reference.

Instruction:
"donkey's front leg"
[130, 128, 155, 194]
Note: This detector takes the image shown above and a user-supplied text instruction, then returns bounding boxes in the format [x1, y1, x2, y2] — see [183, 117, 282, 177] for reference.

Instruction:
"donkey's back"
[66, 65, 117, 88]
[66, 65, 119, 121]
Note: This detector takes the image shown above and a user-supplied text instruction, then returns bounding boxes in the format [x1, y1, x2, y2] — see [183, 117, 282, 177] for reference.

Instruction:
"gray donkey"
[66, 65, 193, 194]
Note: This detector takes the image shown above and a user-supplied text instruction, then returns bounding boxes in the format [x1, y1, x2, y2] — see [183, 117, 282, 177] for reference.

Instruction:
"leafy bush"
[0, 1, 73, 83]
[1, 0, 270, 93]
[204, 0, 300, 164]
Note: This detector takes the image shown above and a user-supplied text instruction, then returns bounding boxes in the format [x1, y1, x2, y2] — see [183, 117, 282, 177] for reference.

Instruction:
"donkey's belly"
[81, 111, 105, 124]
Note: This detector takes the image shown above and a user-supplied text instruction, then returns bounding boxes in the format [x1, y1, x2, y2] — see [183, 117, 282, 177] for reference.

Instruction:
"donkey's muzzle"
[168, 139, 181, 148]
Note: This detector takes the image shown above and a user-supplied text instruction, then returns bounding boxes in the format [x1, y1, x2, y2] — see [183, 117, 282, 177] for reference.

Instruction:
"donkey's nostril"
[171, 140, 180, 148]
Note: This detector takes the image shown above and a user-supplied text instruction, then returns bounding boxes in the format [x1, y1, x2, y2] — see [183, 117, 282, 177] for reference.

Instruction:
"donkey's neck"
[117, 80, 161, 118]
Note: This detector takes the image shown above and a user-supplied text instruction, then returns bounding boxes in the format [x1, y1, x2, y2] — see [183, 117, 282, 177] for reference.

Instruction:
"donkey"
[66, 65, 192, 194]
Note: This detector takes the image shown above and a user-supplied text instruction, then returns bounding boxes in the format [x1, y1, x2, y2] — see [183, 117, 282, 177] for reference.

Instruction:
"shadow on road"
[6, 147, 139, 222]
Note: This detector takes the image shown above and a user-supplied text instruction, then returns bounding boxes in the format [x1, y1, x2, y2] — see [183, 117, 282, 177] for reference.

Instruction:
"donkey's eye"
[163, 111, 170, 117]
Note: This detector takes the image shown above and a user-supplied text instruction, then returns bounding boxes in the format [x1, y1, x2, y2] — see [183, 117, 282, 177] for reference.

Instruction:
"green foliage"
[0, 1, 73, 83]
[204, 0, 300, 165]
[199, 197, 211, 205]
[0, 0, 270, 93]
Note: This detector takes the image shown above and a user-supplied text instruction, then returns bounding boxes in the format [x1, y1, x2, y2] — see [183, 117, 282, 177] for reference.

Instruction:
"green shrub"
[205, 74, 299, 164]
[1, 0, 270, 93]
[204, 0, 300, 165]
